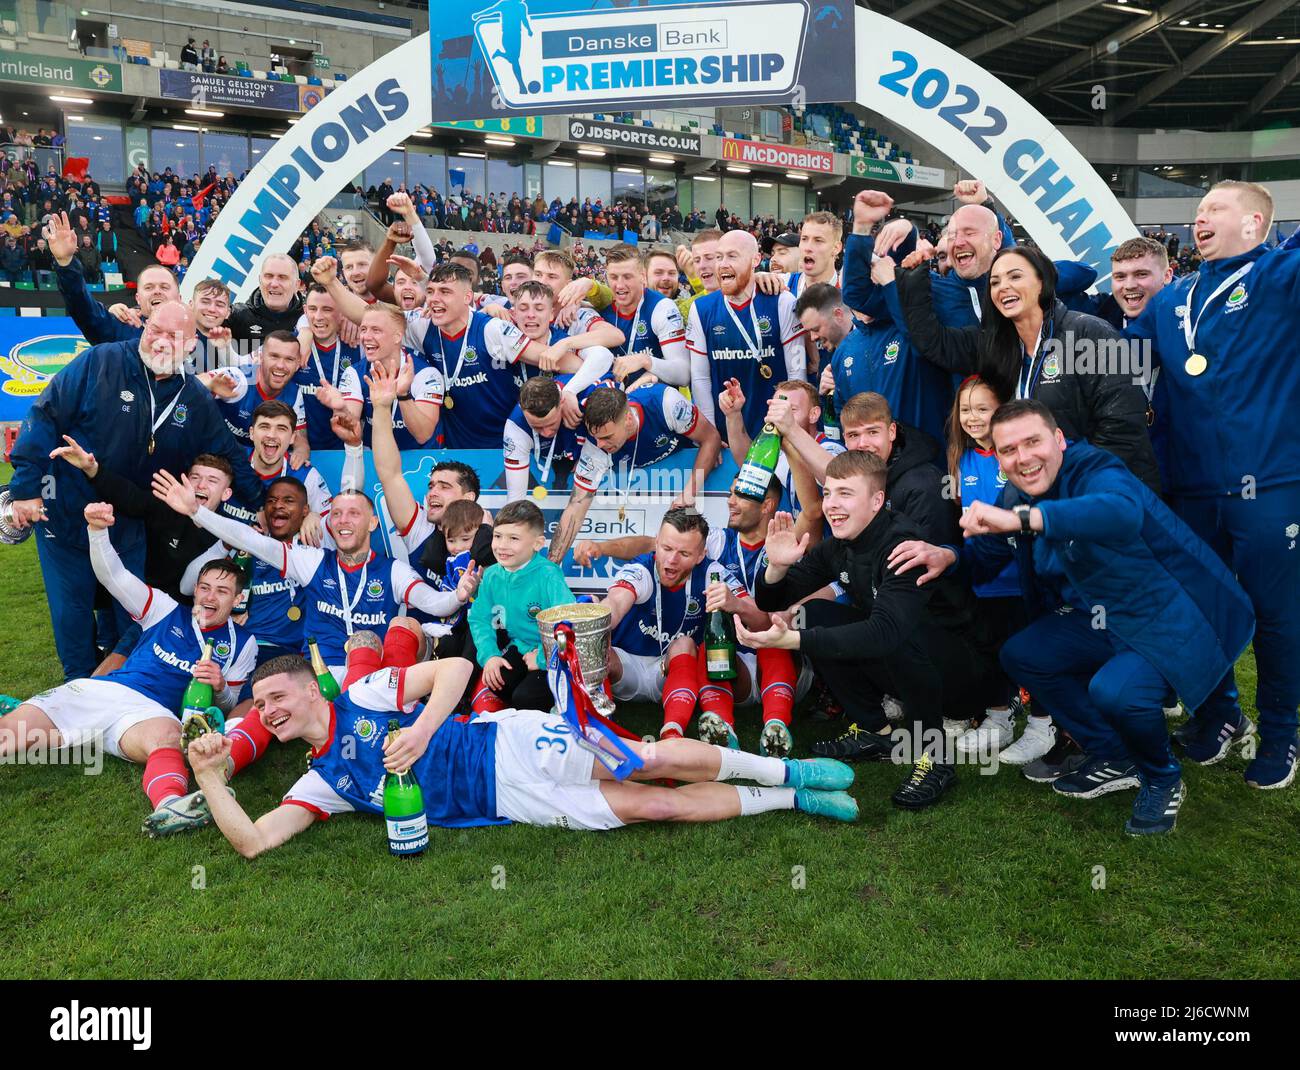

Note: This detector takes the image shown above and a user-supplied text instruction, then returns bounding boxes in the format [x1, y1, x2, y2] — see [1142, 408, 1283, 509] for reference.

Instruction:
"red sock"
[142, 746, 188, 807]
[341, 644, 381, 692]
[697, 647, 735, 726]
[471, 675, 506, 714]
[661, 652, 699, 733]
[382, 625, 420, 669]
[757, 648, 796, 726]
[226, 708, 274, 777]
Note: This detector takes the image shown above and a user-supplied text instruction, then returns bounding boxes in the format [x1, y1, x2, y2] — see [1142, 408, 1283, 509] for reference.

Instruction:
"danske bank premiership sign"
[432, 0, 856, 121]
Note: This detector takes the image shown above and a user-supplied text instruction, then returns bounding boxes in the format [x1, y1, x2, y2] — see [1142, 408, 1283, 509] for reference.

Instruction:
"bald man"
[9, 300, 261, 680]
[687, 229, 809, 438]
[227, 251, 306, 345]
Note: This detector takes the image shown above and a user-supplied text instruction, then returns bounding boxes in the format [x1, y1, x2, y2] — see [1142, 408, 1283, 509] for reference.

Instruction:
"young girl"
[945, 375, 1055, 765]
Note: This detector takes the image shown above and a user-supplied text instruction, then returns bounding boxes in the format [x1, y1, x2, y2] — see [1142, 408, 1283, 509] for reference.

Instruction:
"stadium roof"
[863, 0, 1300, 131]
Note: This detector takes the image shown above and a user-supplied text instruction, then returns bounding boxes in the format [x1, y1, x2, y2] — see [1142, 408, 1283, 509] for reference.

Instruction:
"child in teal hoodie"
[468, 499, 575, 711]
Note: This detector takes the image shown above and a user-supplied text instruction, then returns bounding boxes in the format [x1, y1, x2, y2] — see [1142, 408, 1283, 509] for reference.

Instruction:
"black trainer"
[805, 679, 846, 723]
[811, 722, 894, 762]
[1022, 733, 1087, 783]
[891, 754, 956, 810]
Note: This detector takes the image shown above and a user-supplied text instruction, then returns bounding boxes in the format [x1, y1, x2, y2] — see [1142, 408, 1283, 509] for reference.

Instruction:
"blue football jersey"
[107, 596, 258, 709]
[687, 289, 808, 435]
[282, 669, 507, 827]
[338, 349, 440, 452]
[294, 337, 362, 450]
[609, 553, 743, 657]
[959, 447, 1021, 599]
[215, 368, 306, 448]
[572, 383, 698, 494]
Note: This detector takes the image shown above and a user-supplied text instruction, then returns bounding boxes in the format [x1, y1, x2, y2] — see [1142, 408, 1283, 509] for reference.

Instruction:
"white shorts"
[610, 649, 665, 703]
[474, 709, 624, 831]
[732, 652, 816, 708]
[27, 678, 176, 760]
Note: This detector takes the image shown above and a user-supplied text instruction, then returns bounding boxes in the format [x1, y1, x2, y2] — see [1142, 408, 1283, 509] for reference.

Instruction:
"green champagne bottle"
[181, 641, 215, 715]
[232, 550, 254, 616]
[821, 392, 842, 443]
[384, 719, 429, 858]
[735, 422, 781, 501]
[308, 638, 340, 701]
[704, 566, 738, 681]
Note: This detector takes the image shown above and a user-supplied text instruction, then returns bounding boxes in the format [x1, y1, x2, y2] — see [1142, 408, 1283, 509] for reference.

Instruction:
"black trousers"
[802, 601, 997, 738]
[487, 645, 553, 710]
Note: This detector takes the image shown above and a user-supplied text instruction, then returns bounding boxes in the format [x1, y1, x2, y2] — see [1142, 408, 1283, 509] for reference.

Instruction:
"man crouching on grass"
[186, 653, 860, 857]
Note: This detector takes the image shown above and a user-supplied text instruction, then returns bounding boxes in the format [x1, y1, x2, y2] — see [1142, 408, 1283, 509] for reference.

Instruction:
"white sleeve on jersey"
[561, 344, 613, 396]
[573, 438, 613, 494]
[660, 385, 699, 435]
[291, 388, 307, 429]
[410, 219, 437, 272]
[304, 467, 333, 518]
[294, 313, 311, 338]
[402, 310, 433, 353]
[410, 361, 440, 405]
[192, 506, 325, 586]
[485, 316, 530, 366]
[648, 299, 689, 385]
[180, 539, 227, 597]
[283, 768, 355, 818]
[568, 307, 601, 336]
[609, 559, 654, 603]
[395, 509, 436, 557]
[349, 665, 419, 713]
[704, 527, 725, 561]
[88, 526, 175, 627]
[686, 302, 717, 427]
[216, 365, 250, 403]
[708, 557, 749, 599]
[226, 634, 260, 688]
[393, 558, 461, 618]
[338, 364, 363, 405]
[339, 442, 365, 496]
[503, 417, 533, 502]
[778, 291, 810, 380]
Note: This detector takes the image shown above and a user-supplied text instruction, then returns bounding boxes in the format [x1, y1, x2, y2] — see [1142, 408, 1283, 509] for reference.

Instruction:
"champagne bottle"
[232, 550, 254, 616]
[181, 641, 215, 715]
[308, 638, 340, 701]
[384, 719, 429, 858]
[735, 423, 781, 502]
[821, 392, 842, 443]
[704, 566, 738, 681]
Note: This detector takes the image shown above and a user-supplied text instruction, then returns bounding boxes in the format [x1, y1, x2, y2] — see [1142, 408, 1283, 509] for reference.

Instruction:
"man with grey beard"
[8, 301, 260, 682]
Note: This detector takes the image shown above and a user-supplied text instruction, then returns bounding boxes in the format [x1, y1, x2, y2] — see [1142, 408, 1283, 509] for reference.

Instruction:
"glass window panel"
[646, 169, 677, 215]
[578, 161, 611, 206]
[779, 184, 805, 226]
[201, 132, 248, 179]
[523, 162, 542, 201]
[751, 181, 778, 219]
[692, 176, 720, 217]
[65, 119, 124, 184]
[364, 149, 407, 191]
[407, 149, 446, 195]
[151, 129, 200, 182]
[544, 161, 577, 205]
[448, 154, 486, 200]
[613, 167, 645, 210]
[249, 137, 275, 166]
[722, 176, 750, 220]
[487, 157, 525, 203]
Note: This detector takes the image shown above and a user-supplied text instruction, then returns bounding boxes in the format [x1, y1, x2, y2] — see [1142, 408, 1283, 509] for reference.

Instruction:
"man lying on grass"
[186, 650, 859, 857]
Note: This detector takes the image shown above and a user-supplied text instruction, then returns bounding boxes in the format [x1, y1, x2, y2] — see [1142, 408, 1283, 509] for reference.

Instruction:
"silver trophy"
[537, 602, 616, 717]
[0, 485, 34, 545]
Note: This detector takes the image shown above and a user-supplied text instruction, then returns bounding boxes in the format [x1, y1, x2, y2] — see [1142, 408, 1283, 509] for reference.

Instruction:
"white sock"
[715, 747, 787, 785]
[987, 708, 1014, 729]
[735, 785, 796, 816]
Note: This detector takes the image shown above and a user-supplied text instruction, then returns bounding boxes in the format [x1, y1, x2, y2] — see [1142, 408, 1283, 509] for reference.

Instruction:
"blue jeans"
[1001, 608, 1179, 786]
[36, 530, 145, 682]
[1174, 482, 1300, 744]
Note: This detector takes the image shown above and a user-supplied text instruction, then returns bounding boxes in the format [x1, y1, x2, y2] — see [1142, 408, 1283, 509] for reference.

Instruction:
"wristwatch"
[1012, 504, 1033, 535]
[396, 391, 413, 401]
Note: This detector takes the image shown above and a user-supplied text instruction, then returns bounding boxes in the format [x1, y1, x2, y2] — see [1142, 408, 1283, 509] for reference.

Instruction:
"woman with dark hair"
[896, 243, 1160, 492]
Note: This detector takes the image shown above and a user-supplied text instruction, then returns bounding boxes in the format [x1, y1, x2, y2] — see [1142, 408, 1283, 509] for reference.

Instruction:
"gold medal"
[287, 606, 302, 621]
[532, 485, 548, 502]
[1184, 353, 1208, 377]
[148, 437, 155, 455]
[619, 505, 626, 522]
[759, 364, 773, 379]
[443, 392, 455, 410]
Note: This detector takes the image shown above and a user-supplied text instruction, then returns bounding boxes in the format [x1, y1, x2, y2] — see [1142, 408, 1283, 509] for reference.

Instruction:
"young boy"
[434, 498, 490, 633]
[468, 500, 574, 713]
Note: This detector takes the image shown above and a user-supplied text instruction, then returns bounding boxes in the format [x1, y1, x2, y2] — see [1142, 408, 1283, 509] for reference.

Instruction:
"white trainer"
[882, 695, 905, 724]
[997, 716, 1057, 765]
[955, 709, 1014, 754]
[943, 717, 971, 740]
